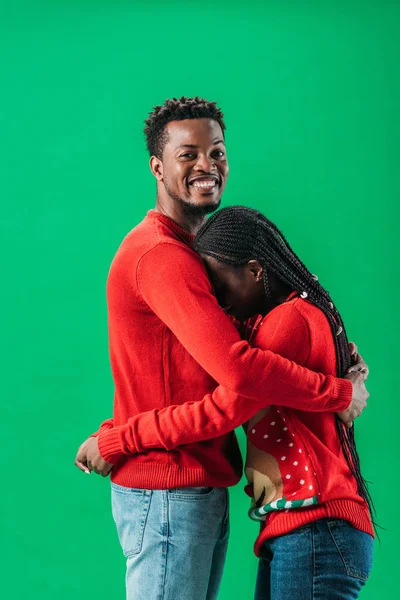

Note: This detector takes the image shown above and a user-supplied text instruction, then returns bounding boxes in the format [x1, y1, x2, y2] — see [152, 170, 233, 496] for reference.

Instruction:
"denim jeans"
[255, 519, 374, 600]
[111, 483, 229, 600]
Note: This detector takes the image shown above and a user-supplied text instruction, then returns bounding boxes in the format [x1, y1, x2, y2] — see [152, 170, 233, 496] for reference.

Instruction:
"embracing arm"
[96, 246, 353, 463]
[133, 243, 351, 404]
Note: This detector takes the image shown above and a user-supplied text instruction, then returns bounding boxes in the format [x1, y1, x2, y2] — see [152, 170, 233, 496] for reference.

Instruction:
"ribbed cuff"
[98, 427, 132, 464]
[325, 378, 353, 411]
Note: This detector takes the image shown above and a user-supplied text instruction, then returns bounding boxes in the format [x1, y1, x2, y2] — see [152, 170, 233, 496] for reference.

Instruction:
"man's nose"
[194, 153, 215, 172]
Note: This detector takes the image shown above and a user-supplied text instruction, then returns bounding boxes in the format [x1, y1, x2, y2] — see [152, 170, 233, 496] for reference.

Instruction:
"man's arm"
[134, 242, 351, 406]
[95, 302, 365, 464]
[92, 244, 366, 465]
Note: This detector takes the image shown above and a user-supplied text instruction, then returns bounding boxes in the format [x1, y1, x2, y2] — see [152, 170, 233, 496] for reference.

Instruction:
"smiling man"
[75, 97, 368, 600]
[149, 112, 228, 225]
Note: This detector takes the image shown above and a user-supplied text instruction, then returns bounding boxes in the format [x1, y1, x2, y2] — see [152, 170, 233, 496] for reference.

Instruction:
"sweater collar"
[147, 210, 195, 245]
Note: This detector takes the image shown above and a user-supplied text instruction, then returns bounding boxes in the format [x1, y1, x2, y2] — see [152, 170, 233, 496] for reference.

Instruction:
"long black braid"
[193, 206, 376, 525]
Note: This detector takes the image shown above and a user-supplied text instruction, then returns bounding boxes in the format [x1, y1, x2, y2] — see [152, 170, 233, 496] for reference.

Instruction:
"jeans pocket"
[168, 486, 215, 500]
[327, 520, 374, 581]
[111, 484, 152, 558]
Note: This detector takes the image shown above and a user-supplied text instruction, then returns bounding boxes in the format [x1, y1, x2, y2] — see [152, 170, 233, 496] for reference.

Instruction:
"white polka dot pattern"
[246, 405, 319, 516]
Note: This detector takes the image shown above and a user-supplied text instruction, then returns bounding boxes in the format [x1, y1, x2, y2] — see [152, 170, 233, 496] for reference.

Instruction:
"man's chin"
[178, 196, 222, 218]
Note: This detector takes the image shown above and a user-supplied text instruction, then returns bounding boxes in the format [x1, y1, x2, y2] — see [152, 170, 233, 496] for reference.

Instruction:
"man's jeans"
[111, 483, 229, 600]
[255, 518, 374, 600]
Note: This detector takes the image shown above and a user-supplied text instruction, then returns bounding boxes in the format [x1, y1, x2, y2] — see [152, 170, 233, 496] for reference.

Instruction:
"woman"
[192, 206, 374, 600]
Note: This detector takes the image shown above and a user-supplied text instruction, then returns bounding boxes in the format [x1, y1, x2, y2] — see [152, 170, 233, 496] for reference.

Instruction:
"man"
[75, 97, 368, 600]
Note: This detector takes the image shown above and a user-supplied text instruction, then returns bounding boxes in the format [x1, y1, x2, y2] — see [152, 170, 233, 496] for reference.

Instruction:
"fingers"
[348, 342, 357, 357]
[348, 354, 366, 371]
[87, 460, 101, 475]
[74, 457, 91, 474]
[74, 439, 93, 474]
[87, 457, 109, 476]
[75, 437, 112, 477]
[337, 410, 353, 428]
[75, 446, 91, 474]
[347, 343, 369, 378]
[75, 458, 111, 477]
[347, 363, 368, 376]
[101, 465, 113, 478]
[347, 353, 369, 378]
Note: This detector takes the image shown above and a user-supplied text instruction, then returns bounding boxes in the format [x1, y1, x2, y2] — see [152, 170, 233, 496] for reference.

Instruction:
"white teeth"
[191, 180, 217, 188]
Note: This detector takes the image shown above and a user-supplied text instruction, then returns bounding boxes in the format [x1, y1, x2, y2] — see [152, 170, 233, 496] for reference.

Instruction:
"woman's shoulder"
[253, 296, 335, 365]
[262, 296, 321, 328]
[251, 299, 313, 364]
[288, 297, 333, 333]
[259, 298, 315, 338]
[250, 295, 334, 342]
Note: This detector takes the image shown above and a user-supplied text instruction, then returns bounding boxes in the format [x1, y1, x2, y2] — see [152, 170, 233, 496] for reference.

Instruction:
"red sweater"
[94, 210, 352, 490]
[242, 296, 373, 555]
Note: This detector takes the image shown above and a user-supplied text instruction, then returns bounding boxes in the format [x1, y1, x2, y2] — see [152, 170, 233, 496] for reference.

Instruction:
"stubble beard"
[164, 179, 222, 219]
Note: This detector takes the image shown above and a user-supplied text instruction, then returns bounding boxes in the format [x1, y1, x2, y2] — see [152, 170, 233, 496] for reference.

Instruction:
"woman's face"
[202, 255, 266, 321]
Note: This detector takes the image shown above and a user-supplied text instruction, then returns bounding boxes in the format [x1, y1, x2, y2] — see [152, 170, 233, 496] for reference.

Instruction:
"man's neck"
[154, 198, 208, 235]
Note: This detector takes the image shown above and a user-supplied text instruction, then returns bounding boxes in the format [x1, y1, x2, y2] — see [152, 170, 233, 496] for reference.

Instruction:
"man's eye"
[181, 153, 196, 159]
[213, 150, 225, 158]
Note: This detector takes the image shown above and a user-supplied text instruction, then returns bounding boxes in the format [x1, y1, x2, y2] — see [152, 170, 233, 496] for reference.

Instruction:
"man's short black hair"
[144, 96, 226, 158]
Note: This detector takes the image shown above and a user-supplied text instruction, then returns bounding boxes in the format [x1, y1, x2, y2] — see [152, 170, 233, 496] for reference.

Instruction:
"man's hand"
[74, 438, 91, 474]
[74, 437, 113, 477]
[347, 342, 369, 378]
[337, 342, 370, 428]
[338, 370, 369, 429]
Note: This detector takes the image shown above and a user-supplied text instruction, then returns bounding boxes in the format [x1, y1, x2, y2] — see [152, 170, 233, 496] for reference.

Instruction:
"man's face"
[154, 118, 229, 215]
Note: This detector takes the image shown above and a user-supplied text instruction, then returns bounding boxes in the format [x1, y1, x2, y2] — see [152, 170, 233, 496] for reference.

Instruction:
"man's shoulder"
[114, 213, 200, 271]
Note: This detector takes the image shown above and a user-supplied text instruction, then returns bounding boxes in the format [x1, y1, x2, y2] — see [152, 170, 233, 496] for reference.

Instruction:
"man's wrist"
[98, 427, 131, 464]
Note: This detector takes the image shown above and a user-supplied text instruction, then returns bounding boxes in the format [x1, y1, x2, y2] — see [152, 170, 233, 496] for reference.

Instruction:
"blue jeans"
[111, 483, 229, 600]
[255, 519, 374, 600]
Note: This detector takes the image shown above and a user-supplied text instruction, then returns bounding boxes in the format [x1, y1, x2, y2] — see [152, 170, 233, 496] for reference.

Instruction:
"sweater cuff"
[325, 378, 353, 411]
[98, 427, 135, 464]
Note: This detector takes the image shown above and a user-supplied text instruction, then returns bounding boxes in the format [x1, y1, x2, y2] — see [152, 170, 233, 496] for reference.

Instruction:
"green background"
[1, 1, 398, 598]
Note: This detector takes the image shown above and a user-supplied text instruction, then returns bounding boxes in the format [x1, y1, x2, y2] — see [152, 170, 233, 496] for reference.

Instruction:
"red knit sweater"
[242, 296, 373, 555]
[94, 210, 352, 491]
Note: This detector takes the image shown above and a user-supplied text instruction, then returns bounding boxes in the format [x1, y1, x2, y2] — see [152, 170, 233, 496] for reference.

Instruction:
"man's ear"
[150, 156, 163, 181]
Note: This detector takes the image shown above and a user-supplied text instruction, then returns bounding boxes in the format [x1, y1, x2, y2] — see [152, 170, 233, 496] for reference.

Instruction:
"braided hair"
[144, 96, 226, 158]
[193, 206, 375, 524]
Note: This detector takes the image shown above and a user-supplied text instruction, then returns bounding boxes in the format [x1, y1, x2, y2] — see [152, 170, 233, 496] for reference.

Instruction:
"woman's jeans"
[111, 483, 229, 600]
[255, 518, 374, 600]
